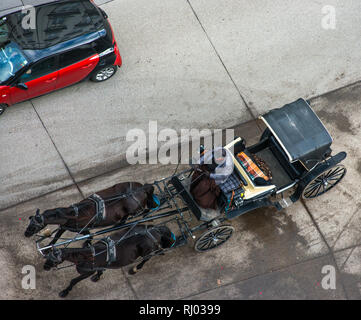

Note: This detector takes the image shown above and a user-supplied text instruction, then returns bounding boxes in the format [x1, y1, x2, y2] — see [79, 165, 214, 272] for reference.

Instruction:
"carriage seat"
[227, 136, 271, 186]
[224, 137, 276, 200]
[236, 151, 271, 186]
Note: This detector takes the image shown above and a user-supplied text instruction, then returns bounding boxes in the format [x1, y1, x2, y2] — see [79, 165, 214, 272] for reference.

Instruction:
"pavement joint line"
[333, 241, 361, 254]
[331, 205, 360, 251]
[300, 199, 349, 300]
[339, 246, 357, 272]
[185, 0, 261, 131]
[120, 267, 139, 300]
[0, 182, 77, 213]
[30, 100, 86, 200]
[0, 121, 256, 212]
[179, 251, 335, 300]
[1, 80, 360, 213]
[308, 79, 361, 102]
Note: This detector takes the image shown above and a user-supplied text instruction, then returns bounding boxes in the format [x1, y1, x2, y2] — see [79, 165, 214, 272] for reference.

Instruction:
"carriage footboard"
[170, 176, 202, 220]
[226, 198, 272, 220]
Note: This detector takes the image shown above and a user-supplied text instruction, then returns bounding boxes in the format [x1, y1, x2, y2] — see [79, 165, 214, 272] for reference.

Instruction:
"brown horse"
[43, 225, 177, 298]
[25, 182, 157, 245]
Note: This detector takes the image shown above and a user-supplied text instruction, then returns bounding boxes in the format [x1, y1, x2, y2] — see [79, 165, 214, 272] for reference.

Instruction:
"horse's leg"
[59, 271, 95, 298]
[48, 228, 65, 246]
[129, 257, 151, 275]
[90, 270, 104, 282]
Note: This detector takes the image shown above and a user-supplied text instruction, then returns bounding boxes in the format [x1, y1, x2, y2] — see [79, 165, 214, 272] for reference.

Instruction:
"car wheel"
[0, 104, 7, 116]
[90, 65, 117, 82]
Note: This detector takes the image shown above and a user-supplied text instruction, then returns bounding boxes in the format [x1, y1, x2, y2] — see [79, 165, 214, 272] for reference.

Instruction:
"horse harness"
[99, 237, 117, 264]
[88, 193, 107, 223]
[92, 226, 163, 266]
[70, 182, 146, 226]
[50, 226, 167, 272]
[128, 182, 146, 216]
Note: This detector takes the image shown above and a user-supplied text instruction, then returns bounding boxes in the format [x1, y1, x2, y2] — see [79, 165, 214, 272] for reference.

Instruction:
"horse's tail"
[143, 184, 157, 209]
[157, 225, 176, 248]
[143, 183, 155, 196]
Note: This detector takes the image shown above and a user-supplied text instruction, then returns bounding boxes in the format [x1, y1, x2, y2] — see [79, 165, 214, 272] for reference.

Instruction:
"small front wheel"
[90, 65, 117, 82]
[194, 225, 234, 252]
[0, 103, 8, 116]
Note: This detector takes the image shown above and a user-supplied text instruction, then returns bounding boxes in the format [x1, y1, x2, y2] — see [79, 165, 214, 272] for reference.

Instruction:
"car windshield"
[0, 40, 29, 84]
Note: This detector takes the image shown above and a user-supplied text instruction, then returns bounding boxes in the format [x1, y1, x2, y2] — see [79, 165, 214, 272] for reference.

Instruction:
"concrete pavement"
[0, 0, 360, 300]
[0, 83, 360, 299]
[1, 0, 361, 210]
[189, 0, 361, 113]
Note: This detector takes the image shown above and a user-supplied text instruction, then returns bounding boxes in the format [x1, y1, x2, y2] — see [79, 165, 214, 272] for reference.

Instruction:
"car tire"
[90, 65, 117, 82]
[0, 104, 7, 116]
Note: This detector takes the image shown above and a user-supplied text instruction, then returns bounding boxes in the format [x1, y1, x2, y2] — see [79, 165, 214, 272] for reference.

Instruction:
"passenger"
[200, 147, 234, 185]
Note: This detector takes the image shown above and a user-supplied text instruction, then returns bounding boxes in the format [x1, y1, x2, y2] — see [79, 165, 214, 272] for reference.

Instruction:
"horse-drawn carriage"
[26, 98, 347, 297]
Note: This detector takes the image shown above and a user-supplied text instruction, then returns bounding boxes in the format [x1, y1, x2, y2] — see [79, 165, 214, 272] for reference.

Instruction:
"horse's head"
[43, 248, 64, 271]
[157, 226, 176, 249]
[24, 209, 45, 237]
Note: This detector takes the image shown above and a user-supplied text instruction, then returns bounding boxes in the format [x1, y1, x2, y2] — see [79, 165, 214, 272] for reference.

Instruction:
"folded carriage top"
[260, 98, 333, 166]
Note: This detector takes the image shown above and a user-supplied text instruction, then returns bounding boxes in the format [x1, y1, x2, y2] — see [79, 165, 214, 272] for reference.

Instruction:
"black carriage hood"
[260, 98, 333, 166]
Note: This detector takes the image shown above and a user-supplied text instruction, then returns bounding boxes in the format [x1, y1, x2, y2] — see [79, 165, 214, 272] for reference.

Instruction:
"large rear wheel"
[194, 225, 234, 252]
[302, 164, 346, 199]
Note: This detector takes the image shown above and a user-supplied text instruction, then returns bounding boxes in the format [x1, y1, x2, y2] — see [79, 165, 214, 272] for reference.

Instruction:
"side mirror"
[16, 83, 28, 90]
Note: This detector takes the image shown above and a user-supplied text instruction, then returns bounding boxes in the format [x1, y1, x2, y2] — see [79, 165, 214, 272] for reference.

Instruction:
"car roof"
[0, 0, 63, 17]
[24, 29, 106, 63]
[1, 0, 106, 52]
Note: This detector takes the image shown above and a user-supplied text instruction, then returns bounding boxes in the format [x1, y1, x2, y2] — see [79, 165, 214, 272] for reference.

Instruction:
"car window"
[18, 56, 57, 83]
[5, 0, 105, 50]
[59, 44, 95, 69]
[0, 41, 29, 84]
[82, 1, 105, 31]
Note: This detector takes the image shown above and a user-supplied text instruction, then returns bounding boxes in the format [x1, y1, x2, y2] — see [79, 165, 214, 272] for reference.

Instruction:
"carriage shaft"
[37, 208, 189, 253]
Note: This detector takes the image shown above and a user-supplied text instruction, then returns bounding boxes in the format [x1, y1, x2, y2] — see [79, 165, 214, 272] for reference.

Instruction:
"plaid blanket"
[219, 172, 242, 194]
[237, 152, 269, 181]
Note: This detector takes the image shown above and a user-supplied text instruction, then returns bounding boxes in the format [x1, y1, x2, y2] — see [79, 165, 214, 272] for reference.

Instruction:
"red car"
[0, 0, 122, 116]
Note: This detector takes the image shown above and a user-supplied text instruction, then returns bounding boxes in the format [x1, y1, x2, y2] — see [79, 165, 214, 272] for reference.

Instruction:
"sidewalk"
[0, 82, 360, 299]
[1, 0, 361, 210]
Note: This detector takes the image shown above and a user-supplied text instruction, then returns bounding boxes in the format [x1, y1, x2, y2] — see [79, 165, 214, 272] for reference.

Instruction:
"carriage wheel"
[302, 164, 346, 199]
[194, 225, 234, 252]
